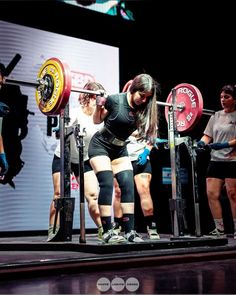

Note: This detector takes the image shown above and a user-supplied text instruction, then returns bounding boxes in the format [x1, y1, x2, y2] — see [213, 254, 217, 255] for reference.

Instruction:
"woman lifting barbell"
[88, 73, 161, 244]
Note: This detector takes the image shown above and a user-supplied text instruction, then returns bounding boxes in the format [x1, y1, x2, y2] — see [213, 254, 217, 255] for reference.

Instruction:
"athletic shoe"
[124, 230, 144, 243]
[102, 229, 126, 244]
[147, 226, 160, 240]
[112, 222, 122, 235]
[208, 228, 225, 237]
[98, 226, 103, 241]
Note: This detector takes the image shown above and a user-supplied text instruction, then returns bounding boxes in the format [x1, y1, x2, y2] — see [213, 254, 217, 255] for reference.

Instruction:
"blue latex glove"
[154, 138, 168, 148]
[196, 140, 212, 153]
[197, 140, 206, 148]
[208, 142, 229, 150]
[0, 152, 8, 175]
[137, 148, 150, 166]
[0, 102, 10, 117]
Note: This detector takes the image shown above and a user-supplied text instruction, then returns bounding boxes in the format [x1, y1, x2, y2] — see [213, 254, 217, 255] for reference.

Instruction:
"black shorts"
[132, 160, 152, 176]
[84, 160, 93, 173]
[88, 131, 128, 161]
[206, 161, 236, 179]
[52, 155, 93, 176]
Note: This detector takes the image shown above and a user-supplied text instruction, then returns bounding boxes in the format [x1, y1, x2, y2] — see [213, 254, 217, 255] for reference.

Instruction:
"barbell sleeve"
[158, 101, 215, 115]
[157, 101, 185, 111]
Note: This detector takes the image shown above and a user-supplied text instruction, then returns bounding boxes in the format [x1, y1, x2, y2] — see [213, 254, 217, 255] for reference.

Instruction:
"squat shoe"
[102, 229, 126, 244]
[124, 230, 144, 243]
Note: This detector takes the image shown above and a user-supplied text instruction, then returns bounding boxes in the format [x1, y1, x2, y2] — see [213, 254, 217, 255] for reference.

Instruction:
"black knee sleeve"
[96, 170, 114, 205]
[115, 170, 134, 203]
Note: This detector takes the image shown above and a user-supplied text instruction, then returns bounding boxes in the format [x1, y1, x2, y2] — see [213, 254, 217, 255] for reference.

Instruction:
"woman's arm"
[93, 105, 108, 124]
[228, 138, 236, 147]
[200, 134, 212, 144]
[93, 93, 109, 124]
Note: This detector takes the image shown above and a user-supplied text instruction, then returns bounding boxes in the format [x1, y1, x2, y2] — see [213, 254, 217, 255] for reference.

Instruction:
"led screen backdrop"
[63, 0, 135, 20]
[0, 20, 119, 231]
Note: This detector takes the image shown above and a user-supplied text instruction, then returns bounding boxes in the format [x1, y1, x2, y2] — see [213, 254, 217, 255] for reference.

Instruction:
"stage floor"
[0, 233, 235, 279]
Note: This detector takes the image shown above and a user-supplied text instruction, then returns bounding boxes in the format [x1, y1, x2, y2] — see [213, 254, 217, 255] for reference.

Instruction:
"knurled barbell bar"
[5, 57, 215, 131]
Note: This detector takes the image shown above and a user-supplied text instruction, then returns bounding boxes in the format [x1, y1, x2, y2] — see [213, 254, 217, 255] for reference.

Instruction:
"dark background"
[0, 0, 234, 235]
[1, 0, 234, 135]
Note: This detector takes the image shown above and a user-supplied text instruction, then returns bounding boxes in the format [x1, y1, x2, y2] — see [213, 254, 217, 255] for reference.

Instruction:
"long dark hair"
[129, 73, 161, 141]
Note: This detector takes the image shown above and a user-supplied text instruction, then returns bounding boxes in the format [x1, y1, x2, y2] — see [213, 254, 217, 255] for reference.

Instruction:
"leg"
[134, 172, 160, 239]
[113, 177, 122, 218]
[84, 170, 101, 228]
[225, 178, 236, 237]
[206, 177, 225, 234]
[112, 157, 134, 216]
[49, 171, 60, 226]
[90, 155, 125, 244]
[47, 171, 60, 241]
[113, 177, 123, 232]
[113, 157, 143, 242]
[134, 172, 153, 216]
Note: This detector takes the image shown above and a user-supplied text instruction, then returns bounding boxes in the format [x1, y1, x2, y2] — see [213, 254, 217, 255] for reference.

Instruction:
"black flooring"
[0, 233, 236, 294]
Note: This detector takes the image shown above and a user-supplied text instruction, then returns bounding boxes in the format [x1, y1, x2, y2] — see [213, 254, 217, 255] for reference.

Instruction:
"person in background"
[0, 118, 8, 180]
[197, 84, 236, 238]
[88, 73, 161, 244]
[47, 81, 105, 242]
[113, 133, 161, 240]
[0, 64, 9, 179]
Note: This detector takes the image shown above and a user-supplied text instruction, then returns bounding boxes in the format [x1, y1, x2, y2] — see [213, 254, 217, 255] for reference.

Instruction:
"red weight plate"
[50, 57, 72, 115]
[36, 57, 72, 116]
[165, 83, 203, 132]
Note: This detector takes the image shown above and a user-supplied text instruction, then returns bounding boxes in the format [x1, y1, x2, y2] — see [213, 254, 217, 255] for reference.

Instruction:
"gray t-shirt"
[204, 110, 236, 161]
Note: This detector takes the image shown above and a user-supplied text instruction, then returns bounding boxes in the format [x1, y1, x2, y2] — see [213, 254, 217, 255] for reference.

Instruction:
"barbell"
[5, 57, 103, 116]
[122, 80, 215, 132]
[5, 57, 215, 132]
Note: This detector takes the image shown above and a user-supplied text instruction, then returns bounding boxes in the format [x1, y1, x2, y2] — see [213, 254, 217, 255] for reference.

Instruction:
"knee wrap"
[115, 170, 134, 203]
[96, 170, 114, 205]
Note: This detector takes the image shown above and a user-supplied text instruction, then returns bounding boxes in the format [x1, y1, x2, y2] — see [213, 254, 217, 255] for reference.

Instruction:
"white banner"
[0, 20, 119, 231]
